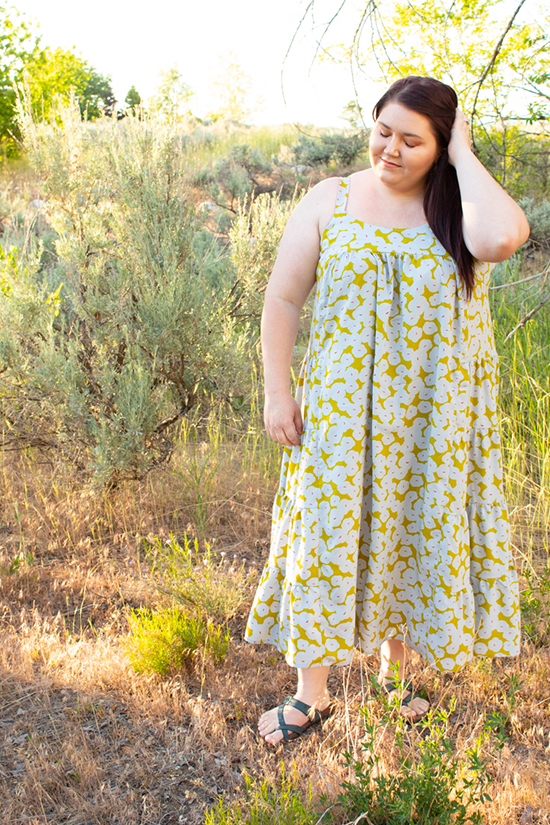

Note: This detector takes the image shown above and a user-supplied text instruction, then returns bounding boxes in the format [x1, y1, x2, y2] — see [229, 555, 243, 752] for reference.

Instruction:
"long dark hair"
[373, 76, 475, 299]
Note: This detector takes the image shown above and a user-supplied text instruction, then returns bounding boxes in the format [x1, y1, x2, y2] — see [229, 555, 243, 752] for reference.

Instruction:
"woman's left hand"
[447, 109, 472, 167]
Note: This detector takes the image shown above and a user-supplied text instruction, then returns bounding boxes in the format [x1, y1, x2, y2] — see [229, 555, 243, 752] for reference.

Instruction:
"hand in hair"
[447, 110, 472, 167]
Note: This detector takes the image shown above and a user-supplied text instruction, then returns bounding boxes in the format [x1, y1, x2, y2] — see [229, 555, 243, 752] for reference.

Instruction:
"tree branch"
[490, 265, 550, 290]
[504, 291, 550, 343]
[469, 0, 528, 147]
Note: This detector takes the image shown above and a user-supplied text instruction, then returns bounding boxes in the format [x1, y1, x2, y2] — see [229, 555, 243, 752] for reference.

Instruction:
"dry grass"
[0, 444, 549, 825]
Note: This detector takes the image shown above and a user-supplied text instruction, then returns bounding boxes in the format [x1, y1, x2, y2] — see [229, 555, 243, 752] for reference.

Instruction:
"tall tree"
[148, 65, 193, 123]
[125, 85, 141, 114]
[208, 53, 257, 123]
[1, 6, 116, 154]
[0, 4, 38, 154]
[290, 0, 550, 128]
[23, 47, 116, 121]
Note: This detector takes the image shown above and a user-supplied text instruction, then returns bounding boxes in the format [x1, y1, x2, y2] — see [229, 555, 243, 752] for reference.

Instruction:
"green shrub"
[519, 198, 550, 245]
[143, 532, 256, 622]
[205, 766, 318, 825]
[292, 132, 367, 167]
[339, 680, 491, 825]
[483, 673, 524, 750]
[123, 606, 229, 675]
[192, 142, 271, 208]
[229, 189, 301, 344]
[0, 95, 249, 486]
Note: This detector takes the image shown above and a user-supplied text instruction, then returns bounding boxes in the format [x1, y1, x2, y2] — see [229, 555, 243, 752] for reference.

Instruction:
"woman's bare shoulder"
[298, 175, 340, 206]
[291, 176, 342, 236]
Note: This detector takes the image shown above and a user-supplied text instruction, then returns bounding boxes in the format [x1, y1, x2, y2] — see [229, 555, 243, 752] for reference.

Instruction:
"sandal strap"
[275, 696, 332, 741]
[400, 688, 423, 708]
[282, 696, 313, 716]
[277, 702, 312, 741]
[284, 696, 330, 724]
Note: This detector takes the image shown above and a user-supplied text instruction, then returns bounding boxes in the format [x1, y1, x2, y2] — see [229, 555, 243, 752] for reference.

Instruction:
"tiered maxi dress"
[245, 176, 521, 672]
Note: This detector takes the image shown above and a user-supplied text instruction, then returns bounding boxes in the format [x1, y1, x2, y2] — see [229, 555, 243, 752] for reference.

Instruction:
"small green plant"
[143, 532, 256, 622]
[339, 674, 492, 825]
[0, 549, 34, 576]
[175, 437, 219, 537]
[520, 564, 550, 647]
[123, 606, 229, 676]
[483, 672, 525, 749]
[205, 764, 319, 825]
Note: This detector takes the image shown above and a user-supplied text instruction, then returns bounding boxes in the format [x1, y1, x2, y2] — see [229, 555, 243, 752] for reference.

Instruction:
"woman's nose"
[386, 137, 400, 155]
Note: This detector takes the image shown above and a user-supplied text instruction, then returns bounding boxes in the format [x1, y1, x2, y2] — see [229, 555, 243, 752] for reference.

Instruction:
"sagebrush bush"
[192, 142, 271, 208]
[124, 606, 229, 675]
[229, 189, 302, 345]
[519, 197, 550, 245]
[292, 131, 367, 167]
[0, 93, 249, 486]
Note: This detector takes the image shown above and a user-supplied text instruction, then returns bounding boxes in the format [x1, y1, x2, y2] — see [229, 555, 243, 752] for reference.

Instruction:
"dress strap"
[333, 176, 350, 216]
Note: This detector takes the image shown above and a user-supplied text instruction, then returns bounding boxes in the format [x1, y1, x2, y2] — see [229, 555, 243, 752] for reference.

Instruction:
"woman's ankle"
[379, 639, 407, 682]
[294, 687, 330, 708]
[295, 665, 331, 708]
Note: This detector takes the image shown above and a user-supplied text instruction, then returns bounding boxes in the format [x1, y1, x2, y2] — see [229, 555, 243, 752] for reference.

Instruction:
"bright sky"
[10, 0, 382, 127]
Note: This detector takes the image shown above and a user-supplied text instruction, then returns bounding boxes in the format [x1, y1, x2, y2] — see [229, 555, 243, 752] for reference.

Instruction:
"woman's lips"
[381, 157, 401, 167]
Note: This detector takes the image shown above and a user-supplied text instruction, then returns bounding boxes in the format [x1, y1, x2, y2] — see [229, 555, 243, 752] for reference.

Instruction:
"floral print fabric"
[246, 176, 520, 672]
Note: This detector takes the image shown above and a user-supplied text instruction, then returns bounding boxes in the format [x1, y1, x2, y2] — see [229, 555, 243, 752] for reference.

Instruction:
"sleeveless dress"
[245, 176, 521, 672]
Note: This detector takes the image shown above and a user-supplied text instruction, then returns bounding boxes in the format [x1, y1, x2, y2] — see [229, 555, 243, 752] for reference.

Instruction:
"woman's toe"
[263, 728, 284, 745]
[410, 697, 429, 716]
[258, 716, 275, 736]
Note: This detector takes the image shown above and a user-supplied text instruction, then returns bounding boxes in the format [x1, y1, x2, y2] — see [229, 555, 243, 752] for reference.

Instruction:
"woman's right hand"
[264, 392, 303, 447]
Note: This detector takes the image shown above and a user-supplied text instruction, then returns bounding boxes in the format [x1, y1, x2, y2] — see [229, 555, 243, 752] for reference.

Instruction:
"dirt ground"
[1, 466, 550, 825]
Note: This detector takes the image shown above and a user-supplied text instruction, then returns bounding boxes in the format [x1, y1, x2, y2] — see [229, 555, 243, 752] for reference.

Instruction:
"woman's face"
[369, 102, 440, 193]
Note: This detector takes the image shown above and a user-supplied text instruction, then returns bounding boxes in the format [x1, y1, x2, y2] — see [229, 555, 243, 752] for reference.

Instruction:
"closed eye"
[379, 128, 415, 148]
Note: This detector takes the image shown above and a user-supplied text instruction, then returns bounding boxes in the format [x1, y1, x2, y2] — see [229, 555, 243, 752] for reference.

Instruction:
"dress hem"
[244, 632, 521, 673]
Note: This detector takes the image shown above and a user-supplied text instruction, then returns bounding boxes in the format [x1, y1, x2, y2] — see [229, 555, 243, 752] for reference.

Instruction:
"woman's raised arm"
[448, 110, 530, 262]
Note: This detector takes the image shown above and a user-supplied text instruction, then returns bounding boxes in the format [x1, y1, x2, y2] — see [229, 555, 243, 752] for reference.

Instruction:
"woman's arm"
[448, 110, 530, 262]
[262, 178, 337, 447]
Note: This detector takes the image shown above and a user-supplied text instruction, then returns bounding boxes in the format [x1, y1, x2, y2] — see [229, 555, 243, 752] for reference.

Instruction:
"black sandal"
[260, 696, 334, 743]
[376, 677, 430, 722]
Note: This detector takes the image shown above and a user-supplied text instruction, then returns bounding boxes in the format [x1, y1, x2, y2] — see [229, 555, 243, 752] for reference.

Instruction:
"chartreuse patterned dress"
[246, 176, 521, 672]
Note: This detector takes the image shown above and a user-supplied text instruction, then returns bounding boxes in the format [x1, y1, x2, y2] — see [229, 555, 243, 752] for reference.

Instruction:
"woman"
[246, 76, 529, 745]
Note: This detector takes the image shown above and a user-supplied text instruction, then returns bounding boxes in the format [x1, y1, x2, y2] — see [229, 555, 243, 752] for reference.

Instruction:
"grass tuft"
[143, 531, 257, 622]
[123, 606, 230, 676]
[205, 765, 319, 825]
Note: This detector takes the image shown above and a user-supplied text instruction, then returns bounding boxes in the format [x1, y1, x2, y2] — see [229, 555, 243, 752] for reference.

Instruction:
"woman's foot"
[258, 692, 332, 745]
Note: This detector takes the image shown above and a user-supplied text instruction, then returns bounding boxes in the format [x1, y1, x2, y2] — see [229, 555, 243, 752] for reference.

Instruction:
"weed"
[0, 549, 34, 576]
[143, 532, 256, 622]
[205, 764, 319, 825]
[338, 674, 491, 825]
[483, 672, 525, 749]
[175, 436, 219, 538]
[520, 564, 550, 647]
[123, 606, 229, 676]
